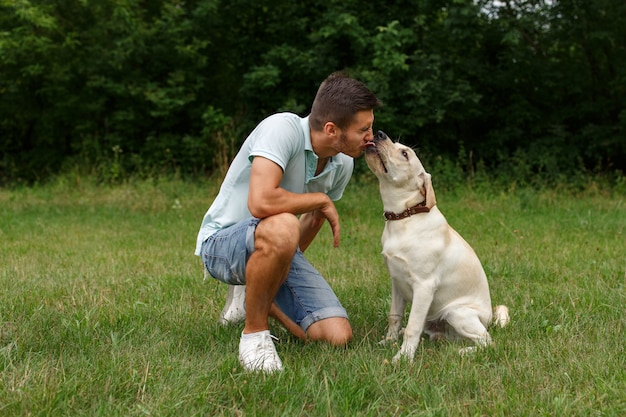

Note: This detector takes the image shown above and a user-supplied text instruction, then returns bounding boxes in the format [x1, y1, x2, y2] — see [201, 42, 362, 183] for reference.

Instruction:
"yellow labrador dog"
[365, 131, 509, 363]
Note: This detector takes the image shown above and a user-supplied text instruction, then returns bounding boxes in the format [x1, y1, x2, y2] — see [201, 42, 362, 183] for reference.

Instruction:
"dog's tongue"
[365, 141, 376, 148]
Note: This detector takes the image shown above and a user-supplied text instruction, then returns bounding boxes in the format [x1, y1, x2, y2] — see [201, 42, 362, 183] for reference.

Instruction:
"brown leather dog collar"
[384, 201, 430, 221]
[383, 187, 432, 221]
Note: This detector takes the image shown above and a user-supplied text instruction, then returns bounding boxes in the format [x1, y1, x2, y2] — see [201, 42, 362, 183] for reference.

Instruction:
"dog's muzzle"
[365, 130, 388, 153]
[375, 130, 388, 142]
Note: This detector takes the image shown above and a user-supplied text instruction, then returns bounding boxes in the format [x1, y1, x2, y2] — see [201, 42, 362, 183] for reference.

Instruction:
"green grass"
[1, 175, 624, 416]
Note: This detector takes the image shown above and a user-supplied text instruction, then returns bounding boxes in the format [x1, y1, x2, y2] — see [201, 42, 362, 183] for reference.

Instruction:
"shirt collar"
[302, 116, 313, 152]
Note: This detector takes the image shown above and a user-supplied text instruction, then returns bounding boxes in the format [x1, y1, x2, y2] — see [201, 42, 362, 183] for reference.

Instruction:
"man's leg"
[237, 213, 300, 373]
[203, 214, 350, 371]
[220, 285, 307, 341]
[273, 249, 353, 347]
[306, 317, 352, 346]
[242, 213, 300, 334]
[202, 216, 294, 372]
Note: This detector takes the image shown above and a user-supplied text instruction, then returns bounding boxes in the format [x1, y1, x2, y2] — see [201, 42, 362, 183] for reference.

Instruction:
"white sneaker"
[219, 285, 246, 325]
[238, 330, 283, 373]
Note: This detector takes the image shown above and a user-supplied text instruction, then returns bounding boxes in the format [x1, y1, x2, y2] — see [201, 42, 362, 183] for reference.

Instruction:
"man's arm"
[248, 156, 340, 247]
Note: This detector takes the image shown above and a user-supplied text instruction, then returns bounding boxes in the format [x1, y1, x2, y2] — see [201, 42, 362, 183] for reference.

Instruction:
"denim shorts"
[201, 217, 348, 332]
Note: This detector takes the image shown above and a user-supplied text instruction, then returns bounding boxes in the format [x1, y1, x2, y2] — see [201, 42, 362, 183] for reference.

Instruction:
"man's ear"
[324, 121, 338, 137]
[422, 172, 437, 209]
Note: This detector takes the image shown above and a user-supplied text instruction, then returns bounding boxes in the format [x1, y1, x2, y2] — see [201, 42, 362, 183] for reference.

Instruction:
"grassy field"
[0, 175, 624, 416]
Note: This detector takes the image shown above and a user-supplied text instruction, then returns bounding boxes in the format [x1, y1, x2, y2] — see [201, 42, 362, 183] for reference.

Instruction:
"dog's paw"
[458, 346, 478, 355]
[378, 335, 399, 346]
[392, 351, 413, 364]
[493, 305, 510, 327]
[392, 345, 417, 364]
[379, 327, 402, 345]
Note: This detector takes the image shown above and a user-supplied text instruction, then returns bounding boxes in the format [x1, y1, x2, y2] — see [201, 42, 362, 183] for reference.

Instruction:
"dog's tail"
[493, 305, 510, 328]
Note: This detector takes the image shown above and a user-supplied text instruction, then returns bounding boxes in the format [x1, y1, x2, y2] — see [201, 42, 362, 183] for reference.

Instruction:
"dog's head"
[365, 131, 436, 212]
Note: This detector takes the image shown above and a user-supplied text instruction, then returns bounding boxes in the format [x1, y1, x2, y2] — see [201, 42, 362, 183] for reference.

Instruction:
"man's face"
[336, 109, 375, 158]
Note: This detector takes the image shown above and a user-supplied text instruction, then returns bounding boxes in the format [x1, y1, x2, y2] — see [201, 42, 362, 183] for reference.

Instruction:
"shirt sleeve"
[247, 114, 301, 171]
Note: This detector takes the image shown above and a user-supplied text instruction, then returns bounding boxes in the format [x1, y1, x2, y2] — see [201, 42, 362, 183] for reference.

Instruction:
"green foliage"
[0, 0, 229, 183]
[0, 0, 625, 184]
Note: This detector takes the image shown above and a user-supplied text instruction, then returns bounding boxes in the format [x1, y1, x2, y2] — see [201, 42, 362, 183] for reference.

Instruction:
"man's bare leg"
[243, 213, 300, 334]
[307, 317, 352, 346]
[269, 303, 306, 340]
[238, 213, 300, 372]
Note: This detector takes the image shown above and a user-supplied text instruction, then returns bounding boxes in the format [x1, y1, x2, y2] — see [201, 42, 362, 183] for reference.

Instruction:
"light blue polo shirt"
[194, 113, 354, 256]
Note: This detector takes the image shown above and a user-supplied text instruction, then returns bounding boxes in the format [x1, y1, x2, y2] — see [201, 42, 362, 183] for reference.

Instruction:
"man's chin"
[341, 147, 364, 159]
[342, 151, 360, 159]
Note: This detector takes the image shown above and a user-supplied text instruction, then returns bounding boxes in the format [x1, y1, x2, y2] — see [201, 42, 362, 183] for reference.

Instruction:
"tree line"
[1, 0, 624, 184]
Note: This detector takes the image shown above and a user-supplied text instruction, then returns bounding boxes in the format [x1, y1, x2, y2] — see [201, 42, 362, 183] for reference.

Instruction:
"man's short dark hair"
[309, 72, 382, 131]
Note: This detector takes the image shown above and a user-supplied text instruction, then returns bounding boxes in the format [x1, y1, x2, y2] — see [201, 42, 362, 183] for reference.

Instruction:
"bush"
[1, 0, 624, 184]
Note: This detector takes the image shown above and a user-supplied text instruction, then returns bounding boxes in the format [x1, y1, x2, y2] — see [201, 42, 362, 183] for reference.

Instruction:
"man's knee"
[256, 213, 300, 254]
[307, 317, 353, 346]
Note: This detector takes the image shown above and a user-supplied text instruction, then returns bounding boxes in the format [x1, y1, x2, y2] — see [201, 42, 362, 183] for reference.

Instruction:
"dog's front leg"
[382, 280, 406, 344]
[393, 284, 433, 363]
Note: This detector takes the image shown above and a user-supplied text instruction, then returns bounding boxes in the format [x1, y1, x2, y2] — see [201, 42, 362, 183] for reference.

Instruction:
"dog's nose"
[375, 130, 388, 141]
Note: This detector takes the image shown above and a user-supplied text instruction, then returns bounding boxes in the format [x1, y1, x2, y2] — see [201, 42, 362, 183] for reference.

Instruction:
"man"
[195, 72, 382, 372]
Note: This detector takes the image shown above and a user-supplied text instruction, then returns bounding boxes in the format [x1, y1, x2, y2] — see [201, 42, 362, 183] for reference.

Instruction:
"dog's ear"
[422, 172, 437, 209]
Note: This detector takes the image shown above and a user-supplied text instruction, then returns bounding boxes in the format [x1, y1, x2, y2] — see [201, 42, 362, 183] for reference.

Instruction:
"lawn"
[1, 175, 624, 416]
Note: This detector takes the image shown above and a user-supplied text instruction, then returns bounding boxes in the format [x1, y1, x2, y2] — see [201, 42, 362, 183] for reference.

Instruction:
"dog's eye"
[401, 150, 409, 160]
